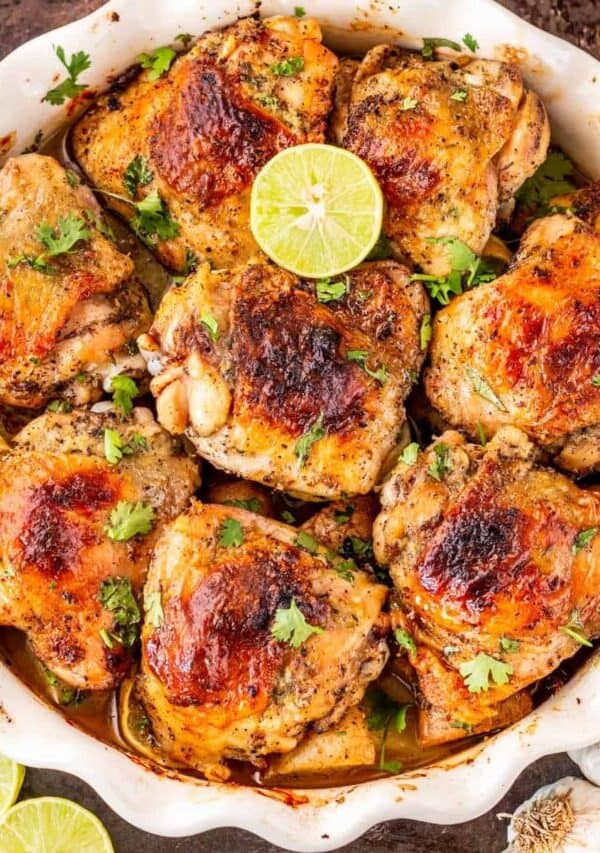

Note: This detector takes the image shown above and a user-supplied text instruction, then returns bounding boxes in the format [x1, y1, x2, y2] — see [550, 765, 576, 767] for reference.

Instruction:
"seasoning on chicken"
[0, 407, 199, 690]
[138, 260, 428, 498]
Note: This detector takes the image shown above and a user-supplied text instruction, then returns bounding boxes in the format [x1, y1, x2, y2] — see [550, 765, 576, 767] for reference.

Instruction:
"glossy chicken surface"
[72, 16, 338, 272]
[138, 259, 428, 498]
[332, 47, 549, 274]
[0, 408, 199, 690]
[374, 428, 600, 743]
[0, 155, 151, 408]
[426, 210, 600, 472]
[138, 502, 388, 779]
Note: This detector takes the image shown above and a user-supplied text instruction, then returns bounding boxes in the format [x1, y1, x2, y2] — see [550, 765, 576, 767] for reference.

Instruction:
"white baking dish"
[1, 1, 599, 849]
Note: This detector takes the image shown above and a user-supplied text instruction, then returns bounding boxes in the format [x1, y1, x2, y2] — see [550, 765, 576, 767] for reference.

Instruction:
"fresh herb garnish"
[349, 536, 373, 561]
[44, 668, 87, 706]
[43, 46, 91, 105]
[499, 636, 520, 654]
[421, 37, 462, 59]
[450, 89, 468, 102]
[218, 517, 244, 548]
[347, 350, 389, 385]
[280, 510, 296, 524]
[295, 413, 325, 466]
[106, 501, 155, 541]
[410, 236, 497, 305]
[65, 169, 80, 188]
[462, 33, 479, 52]
[451, 719, 473, 733]
[420, 314, 432, 350]
[96, 187, 180, 242]
[145, 590, 165, 627]
[395, 628, 417, 657]
[560, 609, 593, 647]
[8, 213, 90, 275]
[294, 5, 306, 16]
[365, 688, 410, 773]
[592, 375, 600, 388]
[110, 374, 139, 417]
[399, 442, 419, 465]
[200, 311, 219, 342]
[428, 442, 451, 481]
[103, 428, 147, 465]
[223, 497, 262, 514]
[315, 276, 348, 303]
[270, 56, 305, 77]
[401, 96, 418, 111]
[47, 400, 73, 414]
[295, 530, 319, 555]
[465, 366, 507, 411]
[333, 505, 354, 525]
[459, 652, 513, 693]
[123, 155, 153, 197]
[137, 46, 177, 80]
[476, 421, 487, 446]
[572, 527, 599, 555]
[98, 577, 141, 647]
[271, 597, 323, 647]
[515, 151, 576, 218]
[174, 33, 194, 47]
[366, 233, 393, 261]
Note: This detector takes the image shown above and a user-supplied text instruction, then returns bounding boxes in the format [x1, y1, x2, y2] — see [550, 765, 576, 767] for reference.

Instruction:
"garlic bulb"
[503, 777, 600, 852]
[569, 744, 600, 786]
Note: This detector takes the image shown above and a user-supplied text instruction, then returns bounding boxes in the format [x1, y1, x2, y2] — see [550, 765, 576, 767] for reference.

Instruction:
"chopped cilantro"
[218, 517, 244, 548]
[145, 589, 165, 627]
[223, 497, 262, 514]
[38, 213, 90, 257]
[98, 576, 141, 647]
[294, 5, 306, 16]
[560, 609, 593, 647]
[515, 151, 576, 218]
[43, 46, 91, 105]
[47, 400, 73, 414]
[315, 276, 348, 303]
[572, 527, 599, 555]
[280, 510, 296, 524]
[110, 374, 139, 417]
[106, 500, 155, 541]
[592, 375, 600, 387]
[174, 33, 194, 47]
[333, 505, 354, 525]
[295, 413, 325, 466]
[462, 33, 479, 52]
[270, 56, 305, 77]
[451, 719, 473, 733]
[465, 366, 507, 411]
[476, 421, 487, 446]
[459, 652, 513, 693]
[103, 428, 147, 465]
[399, 442, 419, 465]
[65, 169, 80, 188]
[428, 442, 451, 481]
[401, 96, 418, 111]
[123, 155, 153, 197]
[366, 233, 393, 261]
[137, 46, 177, 80]
[347, 349, 389, 385]
[420, 314, 432, 350]
[395, 628, 417, 657]
[411, 236, 497, 306]
[200, 311, 219, 342]
[421, 37, 462, 59]
[499, 636, 520, 654]
[271, 597, 323, 647]
[365, 687, 410, 773]
[295, 530, 319, 554]
[132, 189, 180, 241]
[450, 89, 468, 102]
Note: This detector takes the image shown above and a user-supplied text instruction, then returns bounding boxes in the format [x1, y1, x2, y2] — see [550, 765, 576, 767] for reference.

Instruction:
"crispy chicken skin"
[138, 502, 388, 779]
[332, 46, 549, 274]
[138, 259, 428, 498]
[425, 210, 600, 472]
[0, 408, 199, 690]
[374, 428, 600, 742]
[72, 16, 338, 272]
[0, 155, 151, 409]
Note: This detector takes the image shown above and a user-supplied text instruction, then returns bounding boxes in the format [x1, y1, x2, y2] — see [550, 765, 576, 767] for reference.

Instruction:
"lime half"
[250, 143, 384, 278]
[0, 755, 24, 817]
[0, 796, 114, 853]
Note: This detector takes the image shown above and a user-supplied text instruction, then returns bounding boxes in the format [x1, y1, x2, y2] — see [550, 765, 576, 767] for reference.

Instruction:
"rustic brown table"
[1, 1, 598, 851]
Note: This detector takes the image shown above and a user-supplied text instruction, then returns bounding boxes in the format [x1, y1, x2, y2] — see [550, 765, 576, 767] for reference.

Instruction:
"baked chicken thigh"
[138, 501, 388, 779]
[374, 427, 600, 744]
[0, 407, 199, 690]
[138, 259, 428, 498]
[332, 46, 549, 274]
[0, 154, 150, 409]
[425, 207, 600, 472]
[72, 15, 338, 271]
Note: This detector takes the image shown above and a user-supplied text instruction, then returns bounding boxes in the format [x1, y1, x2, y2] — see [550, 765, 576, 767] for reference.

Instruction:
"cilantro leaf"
[201, 311, 219, 342]
[399, 442, 419, 465]
[395, 628, 417, 656]
[98, 576, 141, 647]
[123, 155, 154, 197]
[499, 636, 520, 654]
[365, 687, 410, 773]
[223, 497, 262, 514]
[145, 589, 165, 627]
[592, 375, 600, 388]
[465, 366, 507, 411]
[218, 517, 244, 548]
[315, 276, 348, 303]
[103, 428, 147, 465]
[106, 501, 155, 541]
[295, 413, 325, 466]
[515, 151, 576, 217]
[462, 33, 479, 52]
[295, 530, 319, 554]
[476, 421, 487, 446]
[401, 96, 418, 111]
[347, 349, 389, 385]
[137, 46, 177, 81]
[110, 374, 139, 417]
[47, 400, 72, 414]
[348, 536, 373, 562]
[572, 527, 599, 555]
[280, 510, 296, 524]
[37, 213, 90, 258]
[560, 608, 593, 647]
[7, 254, 55, 275]
[450, 89, 468, 102]
[333, 505, 354, 525]
[411, 236, 497, 306]
[270, 56, 305, 77]
[294, 5, 306, 16]
[421, 37, 462, 59]
[420, 314, 432, 350]
[174, 33, 194, 47]
[428, 442, 451, 481]
[131, 189, 180, 241]
[43, 46, 91, 105]
[271, 597, 323, 648]
[459, 652, 513, 693]
[366, 233, 393, 261]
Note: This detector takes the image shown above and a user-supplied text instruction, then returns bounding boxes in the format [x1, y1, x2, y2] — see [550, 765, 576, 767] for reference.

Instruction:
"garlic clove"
[569, 743, 600, 786]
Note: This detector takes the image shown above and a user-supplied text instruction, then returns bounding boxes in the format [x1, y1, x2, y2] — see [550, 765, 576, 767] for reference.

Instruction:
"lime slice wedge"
[0, 755, 24, 817]
[250, 143, 384, 278]
[0, 796, 114, 853]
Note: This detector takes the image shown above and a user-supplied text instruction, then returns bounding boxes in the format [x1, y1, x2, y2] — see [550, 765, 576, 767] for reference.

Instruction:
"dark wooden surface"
[1, 2, 599, 851]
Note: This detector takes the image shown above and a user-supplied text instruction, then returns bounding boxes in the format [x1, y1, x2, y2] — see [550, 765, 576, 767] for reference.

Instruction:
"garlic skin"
[569, 744, 600, 786]
[504, 777, 600, 852]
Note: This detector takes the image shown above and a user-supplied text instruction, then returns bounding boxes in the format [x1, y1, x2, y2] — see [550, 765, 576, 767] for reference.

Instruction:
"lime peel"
[250, 143, 384, 278]
[0, 796, 115, 852]
[0, 755, 24, 818]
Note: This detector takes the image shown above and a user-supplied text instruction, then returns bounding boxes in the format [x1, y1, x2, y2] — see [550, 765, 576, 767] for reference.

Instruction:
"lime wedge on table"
[250, 143, 384, 278]
[0, 797, 114, 852]
[0, 755, 24, 817]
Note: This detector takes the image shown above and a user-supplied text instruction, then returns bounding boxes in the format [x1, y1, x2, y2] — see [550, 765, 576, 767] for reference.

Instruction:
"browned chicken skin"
[0, 408, 199, 690]
[425, 207, 600, 472]
[138, 259, 428, 498]
[138, 501, 388, 779]
[332, 46, 549, 274]
[374, 427, 600, 743]
[0, 155, 151, 409]
[72, 16, 338, 271]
